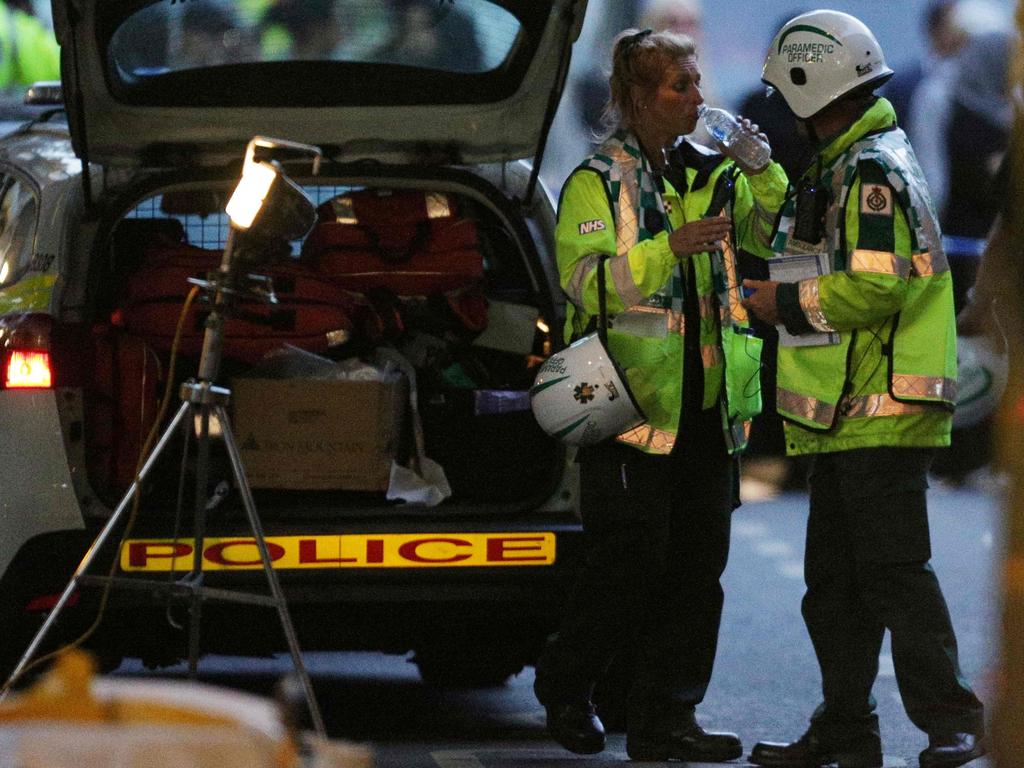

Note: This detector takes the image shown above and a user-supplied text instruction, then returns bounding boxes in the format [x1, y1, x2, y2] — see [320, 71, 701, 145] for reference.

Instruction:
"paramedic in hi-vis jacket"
[531, 27, 787, 763]
[741, 11, 986, 768]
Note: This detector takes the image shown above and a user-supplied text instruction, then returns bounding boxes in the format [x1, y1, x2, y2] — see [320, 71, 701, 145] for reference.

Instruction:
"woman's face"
[641, 55, 704, 141]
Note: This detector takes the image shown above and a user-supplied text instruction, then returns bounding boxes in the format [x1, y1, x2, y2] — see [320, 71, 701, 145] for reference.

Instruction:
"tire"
[413, 644, 525, 688]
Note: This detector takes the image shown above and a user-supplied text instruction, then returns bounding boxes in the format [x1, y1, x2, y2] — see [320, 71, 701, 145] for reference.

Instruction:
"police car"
[0, 0, 588, 686]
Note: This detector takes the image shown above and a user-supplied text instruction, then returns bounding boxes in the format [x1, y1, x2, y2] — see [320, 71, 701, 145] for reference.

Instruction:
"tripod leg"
[1, 401, 192, 698]
[187, 403, 211, 678]
[216, 405, 326, 737]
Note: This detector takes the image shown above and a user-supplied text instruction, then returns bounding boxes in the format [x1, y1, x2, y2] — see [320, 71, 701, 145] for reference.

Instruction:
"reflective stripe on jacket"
[771, 99, 955, 456]
[556, 136, 787, 455]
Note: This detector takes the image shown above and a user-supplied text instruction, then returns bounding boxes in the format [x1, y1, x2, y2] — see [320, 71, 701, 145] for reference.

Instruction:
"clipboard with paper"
[768, 252, 840, 347]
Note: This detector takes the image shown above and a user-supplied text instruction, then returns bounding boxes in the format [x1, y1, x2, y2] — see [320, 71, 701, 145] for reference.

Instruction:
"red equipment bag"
[118, 240, 357, 364]
[86, 326, 161, 495]
[301, 189, 485, 296]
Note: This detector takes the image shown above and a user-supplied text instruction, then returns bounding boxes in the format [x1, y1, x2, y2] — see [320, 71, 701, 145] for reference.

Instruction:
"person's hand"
[714, 116, 770, 175]
[668, 215, 731, 258]
[740, 278, 780, 324]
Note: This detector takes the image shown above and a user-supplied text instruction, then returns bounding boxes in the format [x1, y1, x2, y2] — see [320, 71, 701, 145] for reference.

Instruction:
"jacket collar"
[816, 97, 897, 169]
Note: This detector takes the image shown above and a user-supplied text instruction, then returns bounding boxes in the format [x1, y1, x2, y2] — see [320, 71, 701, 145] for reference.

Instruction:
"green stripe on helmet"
[553, 414, 590, 439]
[777, 25, 844, 53]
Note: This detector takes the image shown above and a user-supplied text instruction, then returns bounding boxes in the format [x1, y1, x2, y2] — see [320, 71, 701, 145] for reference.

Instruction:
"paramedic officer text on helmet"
[742, 10, 987, 768]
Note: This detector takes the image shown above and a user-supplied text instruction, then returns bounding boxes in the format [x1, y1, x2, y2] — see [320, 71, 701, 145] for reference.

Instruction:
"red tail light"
[0, 313, 55, 390]
[5, 349, 53, 388]
[24, 590, 79, 613]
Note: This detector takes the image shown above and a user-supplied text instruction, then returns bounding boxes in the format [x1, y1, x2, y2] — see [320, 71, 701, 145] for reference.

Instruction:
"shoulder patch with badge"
[860, 183, 893, 217]
[578, 219, 606, 235]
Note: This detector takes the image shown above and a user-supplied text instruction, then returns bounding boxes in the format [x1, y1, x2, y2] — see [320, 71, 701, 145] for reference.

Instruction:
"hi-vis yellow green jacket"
[0, 6, 59, 89]
[771, 99, 956, 456]
[556, 133, 787, 455]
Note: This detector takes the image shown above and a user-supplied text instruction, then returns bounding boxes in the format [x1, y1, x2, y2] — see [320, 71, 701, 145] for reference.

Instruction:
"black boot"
[627, 705, 742, 763]
[749, 727, 882, 768]
[627, 720, 743, 762]
[534, 649, 605, 754]
[544, 701, 606, 754]
[919, 732, 987, 768]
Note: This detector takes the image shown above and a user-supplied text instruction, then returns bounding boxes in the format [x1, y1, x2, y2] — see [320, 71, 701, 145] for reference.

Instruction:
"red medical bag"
[118, 241, 356, 364]
[86, 327, 160, 495]
[301, 189, 485, 296]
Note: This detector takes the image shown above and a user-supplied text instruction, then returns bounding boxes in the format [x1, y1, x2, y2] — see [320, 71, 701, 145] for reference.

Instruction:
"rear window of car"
[108, 0, 522, 78]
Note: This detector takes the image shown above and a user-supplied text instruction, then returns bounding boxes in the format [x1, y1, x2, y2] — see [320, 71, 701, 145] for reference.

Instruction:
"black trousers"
[536, 407, 735, 719]
[803, 447, 985, 737]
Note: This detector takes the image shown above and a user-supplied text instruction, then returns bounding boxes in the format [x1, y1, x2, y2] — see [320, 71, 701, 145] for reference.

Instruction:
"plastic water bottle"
[698, 104, 771, 170]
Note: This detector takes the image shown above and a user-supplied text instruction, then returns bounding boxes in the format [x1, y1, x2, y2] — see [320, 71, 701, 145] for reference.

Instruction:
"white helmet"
[953, 334, 1009, 429]
[530, 333, 645, 446]
[762, 10, 894, 119]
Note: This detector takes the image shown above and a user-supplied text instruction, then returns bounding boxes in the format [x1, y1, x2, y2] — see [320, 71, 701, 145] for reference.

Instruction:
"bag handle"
[360, 219, 434, 264]
[597, 254, 610, 347]
[569, 254, 613, 344]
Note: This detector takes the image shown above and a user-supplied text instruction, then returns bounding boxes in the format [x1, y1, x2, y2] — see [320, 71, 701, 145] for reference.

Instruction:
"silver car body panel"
[0, 389, 84, 577]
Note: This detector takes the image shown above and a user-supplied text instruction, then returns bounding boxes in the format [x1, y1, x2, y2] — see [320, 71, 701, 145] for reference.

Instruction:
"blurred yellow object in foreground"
[0, 650, 372, 768]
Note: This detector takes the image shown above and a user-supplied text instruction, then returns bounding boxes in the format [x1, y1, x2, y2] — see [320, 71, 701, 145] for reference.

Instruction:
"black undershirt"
[658, 164, 706, 426]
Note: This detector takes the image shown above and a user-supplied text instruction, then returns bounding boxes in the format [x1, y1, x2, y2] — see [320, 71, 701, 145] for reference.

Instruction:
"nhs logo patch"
[579, 219, 606, 235]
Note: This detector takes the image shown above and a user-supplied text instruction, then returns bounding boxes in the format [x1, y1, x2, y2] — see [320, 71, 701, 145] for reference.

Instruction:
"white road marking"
[982, 531, 994, 549]
[495, 711, 545, 728]
[431, 751, 486, 768]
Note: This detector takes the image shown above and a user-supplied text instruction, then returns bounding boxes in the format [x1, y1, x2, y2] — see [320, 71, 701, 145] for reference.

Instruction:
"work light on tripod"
[3, 135, 329, 738]
[196, 136, 322, 381]
[225, 136, 321, 255]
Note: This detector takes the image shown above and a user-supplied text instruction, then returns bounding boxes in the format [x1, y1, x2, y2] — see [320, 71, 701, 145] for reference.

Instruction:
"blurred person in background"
[882, 0, 956, 134]
[0, 0, 58, 90]
[905, 0, 1009, 220]
[177, 4, 247, 69]
[942, 28, 1012, 254]
[931, 27, 1013, 485]
[378, 0, 482, 72]
[259, 0, 344, 60]
[743, 10, 986, 768]
[533, 25, 787, 763]
[956, 155, 1013, 339]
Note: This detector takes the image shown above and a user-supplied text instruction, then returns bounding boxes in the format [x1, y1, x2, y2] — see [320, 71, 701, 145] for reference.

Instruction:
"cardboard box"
[231, 377, 406, 491]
